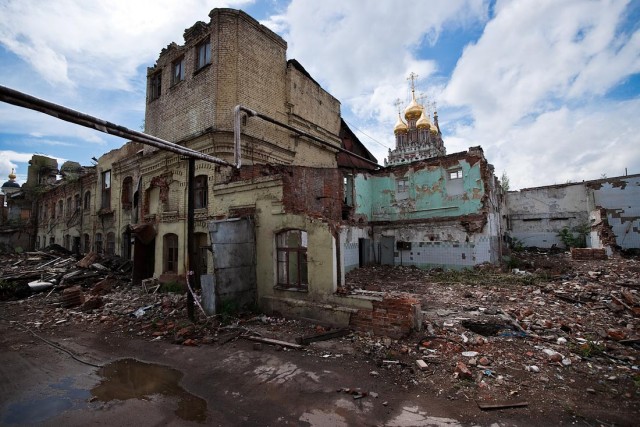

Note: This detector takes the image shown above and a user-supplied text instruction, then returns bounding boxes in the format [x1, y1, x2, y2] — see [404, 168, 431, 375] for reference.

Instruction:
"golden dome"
[404, 93, 422, 121]
[416, 108, 432, 130]
[393, 113, 408, 134]
[430, 122, 439, 134]
[8, 168, 16, 180]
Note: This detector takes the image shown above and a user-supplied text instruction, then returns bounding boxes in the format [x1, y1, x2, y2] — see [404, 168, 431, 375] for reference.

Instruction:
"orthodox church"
[385, 73, 445, 165]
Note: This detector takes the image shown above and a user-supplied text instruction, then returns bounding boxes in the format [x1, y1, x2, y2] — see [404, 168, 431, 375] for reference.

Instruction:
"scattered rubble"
[1, 249, 639, 420]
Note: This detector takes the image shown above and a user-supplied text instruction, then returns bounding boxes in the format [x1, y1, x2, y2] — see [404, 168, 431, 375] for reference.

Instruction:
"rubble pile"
[343, 251, 640, 410]
[1, 249, 638, 417]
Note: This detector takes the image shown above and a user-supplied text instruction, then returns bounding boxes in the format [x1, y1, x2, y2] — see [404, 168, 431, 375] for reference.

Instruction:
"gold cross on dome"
[407, 72, 418, 92]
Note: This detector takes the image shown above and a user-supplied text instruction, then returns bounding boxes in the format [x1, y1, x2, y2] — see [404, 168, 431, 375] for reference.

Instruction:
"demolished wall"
[507, 174, 640, 250]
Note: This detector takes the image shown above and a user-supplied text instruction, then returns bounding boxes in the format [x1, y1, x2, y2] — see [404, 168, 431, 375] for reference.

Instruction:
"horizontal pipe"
[0, 85, 232, 166]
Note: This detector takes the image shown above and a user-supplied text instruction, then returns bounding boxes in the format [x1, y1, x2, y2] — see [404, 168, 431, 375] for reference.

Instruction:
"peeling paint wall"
[348, 149, 501, 269]
[506, 174, 640, 249]
[354, 159, 485, 222]
[506, 184, 590, 248]
[589, 176, 640, 249]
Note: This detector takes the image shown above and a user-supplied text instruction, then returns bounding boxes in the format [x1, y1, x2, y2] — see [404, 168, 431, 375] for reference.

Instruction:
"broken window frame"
[84, 190, 91, 211]
[163, 233, 179, 273]
[149, 71, 162, 101]
[121, 176, 133, 209]
[194, 175, 208, 209]
[396, 177, 409, 193]
[449, 169, 463, 180]
[276, 229, 308, 289]
[101, 170, 111, 210]
[196, 39, 211, 70]
[172, 57, 185, 85]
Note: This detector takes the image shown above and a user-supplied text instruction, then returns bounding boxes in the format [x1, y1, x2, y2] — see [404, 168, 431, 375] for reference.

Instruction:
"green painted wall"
[355, 160, 485, 221]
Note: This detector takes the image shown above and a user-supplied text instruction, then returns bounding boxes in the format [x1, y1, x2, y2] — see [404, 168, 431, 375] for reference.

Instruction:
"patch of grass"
[428, 269, 546, 287]
[159, 281, 184, 293]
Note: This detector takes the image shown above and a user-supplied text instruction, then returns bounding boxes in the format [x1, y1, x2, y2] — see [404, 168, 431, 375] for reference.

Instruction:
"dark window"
[84, 191, 91, 210]
[57, 200, 63, 218]
[194, 175, 208, 209]
[66, 197, 72, 217]
[195, 232, 208, 277]
[121, 176, 133, 208]
[150, 72, 162, 100]
[164, 233, 179, 273]
[74, 194, 81, 212]
[83, 234, 90, 253]
[64, 234, 70, 250]
[101, 171, 111, 209]
[106, 232, 115, 256]
[172, 57, 185, 85]
[196, 40, 211, 70]
[95, 233, 103, 254]
[276, 230, 308, 288]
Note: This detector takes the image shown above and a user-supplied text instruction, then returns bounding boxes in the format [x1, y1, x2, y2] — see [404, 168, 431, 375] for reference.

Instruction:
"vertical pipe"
[187, 157, 195, 321]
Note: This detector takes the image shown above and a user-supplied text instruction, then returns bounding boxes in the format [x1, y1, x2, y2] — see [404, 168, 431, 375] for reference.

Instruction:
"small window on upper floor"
[449, 169, 463, 180]
[84, 191, 91, 210]
[172, 57, 184, 85]
[396, 177, 409, 193]
[101, 170, 111, 210]
[194, 175, 208, 209]
[149, 72, 162, 101]
[196, 39, 211, 70]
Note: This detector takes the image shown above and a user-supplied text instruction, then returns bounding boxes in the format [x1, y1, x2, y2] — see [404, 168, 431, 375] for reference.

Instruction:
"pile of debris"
[0, 246, 132, 306]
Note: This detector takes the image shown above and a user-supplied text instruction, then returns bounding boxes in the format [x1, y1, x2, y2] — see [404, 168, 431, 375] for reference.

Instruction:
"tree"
[500, 172, 510, 192]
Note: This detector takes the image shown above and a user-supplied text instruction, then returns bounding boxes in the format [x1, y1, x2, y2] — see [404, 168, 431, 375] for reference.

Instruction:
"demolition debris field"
[1, 248, 638, 425]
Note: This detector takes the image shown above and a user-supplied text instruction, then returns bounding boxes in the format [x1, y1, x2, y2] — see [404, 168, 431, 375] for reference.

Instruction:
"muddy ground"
[0, 249, 639, 426]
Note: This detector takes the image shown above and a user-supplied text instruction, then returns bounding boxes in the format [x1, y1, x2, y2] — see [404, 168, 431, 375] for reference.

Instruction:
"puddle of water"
[1, 377, 90, 425]
[91, 358, 207, 423]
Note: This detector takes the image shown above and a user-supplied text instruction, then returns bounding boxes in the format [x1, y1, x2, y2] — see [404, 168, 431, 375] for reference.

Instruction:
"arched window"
[276, 230, 308, 288]
[57, 200, 64, 218]
[194, 175, 208, 209]
[95, 233, 103, 254]
[163, 233, 179, 273]
[83, 234, 90, 254]
[106, 232, 115, 256]
[84, 191, 91, 210]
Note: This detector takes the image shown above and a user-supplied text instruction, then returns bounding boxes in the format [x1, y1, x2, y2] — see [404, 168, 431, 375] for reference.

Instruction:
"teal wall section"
[355, 160, 485, 221]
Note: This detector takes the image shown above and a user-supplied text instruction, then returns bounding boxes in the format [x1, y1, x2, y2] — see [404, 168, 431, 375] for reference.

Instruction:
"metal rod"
[235, 105, 379, 168]
[187, 157, 195, 322]
[0, 85, 233, 166]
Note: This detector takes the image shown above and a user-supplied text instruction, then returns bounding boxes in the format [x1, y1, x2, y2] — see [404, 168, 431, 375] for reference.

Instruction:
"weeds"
[569, 340, 605, 358]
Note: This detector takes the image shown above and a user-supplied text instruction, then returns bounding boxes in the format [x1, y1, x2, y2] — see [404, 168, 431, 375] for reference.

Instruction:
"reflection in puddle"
[1, 377, 89, 425]
[91, 358, 207, 423]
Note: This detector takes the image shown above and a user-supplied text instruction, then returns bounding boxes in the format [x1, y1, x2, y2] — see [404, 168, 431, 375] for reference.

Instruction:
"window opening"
[276, 230, 308, 288]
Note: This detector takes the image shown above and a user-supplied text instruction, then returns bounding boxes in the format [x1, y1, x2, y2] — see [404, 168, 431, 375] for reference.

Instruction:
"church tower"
[385, 73, 446, 166]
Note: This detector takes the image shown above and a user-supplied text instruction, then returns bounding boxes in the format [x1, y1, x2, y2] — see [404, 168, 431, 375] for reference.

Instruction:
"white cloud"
[442, 0, 638, 131]
[0, 0, 254, 91]
[268, 0, 488, 122]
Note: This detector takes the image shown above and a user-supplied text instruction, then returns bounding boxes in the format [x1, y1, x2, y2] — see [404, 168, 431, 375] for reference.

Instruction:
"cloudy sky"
[0, 0, 638, 190]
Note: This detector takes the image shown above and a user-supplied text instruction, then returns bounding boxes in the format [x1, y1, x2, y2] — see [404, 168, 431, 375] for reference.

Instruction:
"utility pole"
[187, 157, 195, 321]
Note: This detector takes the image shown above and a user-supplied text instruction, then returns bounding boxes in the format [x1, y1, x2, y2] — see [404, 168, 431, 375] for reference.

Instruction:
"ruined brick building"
[2, 8, 637, 333]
